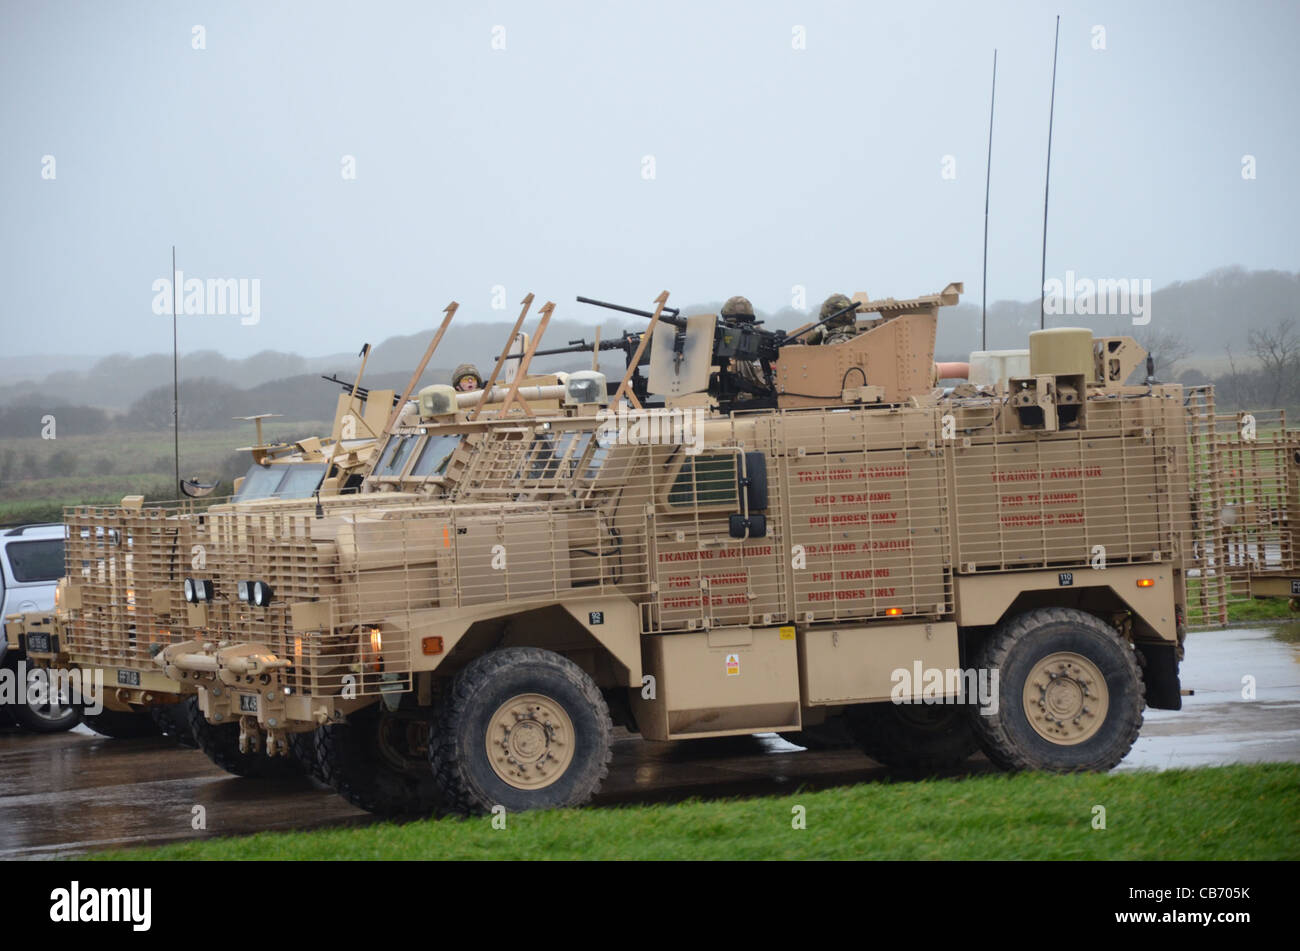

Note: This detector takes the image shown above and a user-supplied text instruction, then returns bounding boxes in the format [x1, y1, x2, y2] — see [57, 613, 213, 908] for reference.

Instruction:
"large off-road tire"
[316, 705, 441, 816]
[184, 697, 303, 780]
[288, 728, 328, 785]
[83, 706, 160, 739]
[150, 701, 197, 748]
[778, 716, 854, 751]
[845, 701, 979, 772]
[432, 647, 612, 815]
[9, 666, 82, 734]
[970, 607, 1144, 772]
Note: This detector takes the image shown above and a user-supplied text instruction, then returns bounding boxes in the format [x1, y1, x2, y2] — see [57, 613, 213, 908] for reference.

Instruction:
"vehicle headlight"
[183, 578, 214, 603]
[251, 581, 274, 607]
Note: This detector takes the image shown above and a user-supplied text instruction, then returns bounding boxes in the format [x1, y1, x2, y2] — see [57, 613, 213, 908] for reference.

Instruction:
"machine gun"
[576, 296, 863, 413]
[320, 374, 402, 407]
[496, 294, 863, 413]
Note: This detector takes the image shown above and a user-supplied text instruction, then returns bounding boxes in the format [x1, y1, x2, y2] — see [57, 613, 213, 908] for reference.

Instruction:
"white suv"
[1, 523, 80, 732]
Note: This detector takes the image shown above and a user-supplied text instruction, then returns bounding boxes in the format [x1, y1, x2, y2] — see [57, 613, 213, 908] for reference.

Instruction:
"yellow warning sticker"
[725, 653, 740, 676]
[778, 626, 796, 641]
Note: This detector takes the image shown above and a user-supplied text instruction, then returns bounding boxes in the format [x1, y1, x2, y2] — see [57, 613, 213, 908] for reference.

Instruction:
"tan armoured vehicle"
[5, 371, 397, 762]
[140, 285, 1255, 819]
[8, 303, 588, 782]
[1209, 410, 1299, 610]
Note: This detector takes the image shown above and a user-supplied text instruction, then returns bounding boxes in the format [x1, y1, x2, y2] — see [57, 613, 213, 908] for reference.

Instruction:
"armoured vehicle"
[5, 365, 398, 755]
[135, 282, 1273, 820]
[6, 299, 586, 776]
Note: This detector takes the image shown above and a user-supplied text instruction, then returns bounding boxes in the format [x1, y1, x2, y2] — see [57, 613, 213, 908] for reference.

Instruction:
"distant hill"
[3, 267, 1294, 411]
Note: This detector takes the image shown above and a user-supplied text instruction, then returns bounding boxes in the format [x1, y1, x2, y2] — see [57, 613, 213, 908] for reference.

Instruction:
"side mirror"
[739, 451, 768, 510]
[729, 513, 767, 539]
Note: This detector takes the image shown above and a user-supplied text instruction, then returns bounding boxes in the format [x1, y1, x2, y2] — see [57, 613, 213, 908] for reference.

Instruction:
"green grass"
[1227, 596, 1298, 622]
[93, 763, 1299, 861]
[0, 421, 331, 525]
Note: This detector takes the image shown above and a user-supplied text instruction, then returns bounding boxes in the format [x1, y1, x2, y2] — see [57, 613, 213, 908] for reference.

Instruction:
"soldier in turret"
[452, 364, 484, 392]
[807, 293, 860, 345]
[721, 295, 766, 400]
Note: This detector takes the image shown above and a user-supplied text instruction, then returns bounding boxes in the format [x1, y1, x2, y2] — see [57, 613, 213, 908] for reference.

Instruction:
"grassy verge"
[0, 421, 332, 526]
[94, 763, 1299, 861]
[1227, 596, 1298, 622]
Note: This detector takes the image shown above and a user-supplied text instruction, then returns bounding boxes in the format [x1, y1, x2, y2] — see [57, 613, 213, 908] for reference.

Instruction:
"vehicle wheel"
[288, 728, 329, 784]
[970, 607, 1144, 772]
[845, 702, 978, 772]
[83, 706, 160, 739]
[184, 697, 303, 780]
[150, 701, 197, 748]
[10, 666, 82, 734]
[778, 716, 854, 751]
[316, 705, 441, 816]
[432, 647, 612, 814]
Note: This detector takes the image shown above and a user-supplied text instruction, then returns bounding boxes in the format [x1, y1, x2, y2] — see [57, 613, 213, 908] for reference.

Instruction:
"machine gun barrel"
[498, 333, 645, 362]
[780, 300, 864, 344]
[320, 374, 401, 406]
[576, 295, 687, 329]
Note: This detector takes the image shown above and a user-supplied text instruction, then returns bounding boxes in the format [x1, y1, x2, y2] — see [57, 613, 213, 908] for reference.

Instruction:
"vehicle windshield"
[374, 435, 417, 478]
[409, 434, 462, 478]
[6, 539, 65, 582]
[233, 463, 328, 502]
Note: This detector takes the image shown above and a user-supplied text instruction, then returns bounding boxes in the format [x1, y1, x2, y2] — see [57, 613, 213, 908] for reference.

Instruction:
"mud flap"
[1135, 641, 1181, 711]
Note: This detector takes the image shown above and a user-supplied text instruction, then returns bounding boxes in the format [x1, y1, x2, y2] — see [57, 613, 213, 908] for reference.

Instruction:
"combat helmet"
[819, 293, 856, 330]
[451, 363, 484, 390]
[721, 295, 756, 322]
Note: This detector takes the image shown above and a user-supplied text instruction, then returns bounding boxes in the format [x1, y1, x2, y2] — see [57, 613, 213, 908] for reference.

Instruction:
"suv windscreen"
[6, 539, 66, 582]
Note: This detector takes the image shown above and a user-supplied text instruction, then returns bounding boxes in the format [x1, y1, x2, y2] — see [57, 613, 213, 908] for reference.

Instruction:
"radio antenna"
[171, 245, 180, 494]
[982, 48, 997, 350]
[1040, 15, 1061, 330]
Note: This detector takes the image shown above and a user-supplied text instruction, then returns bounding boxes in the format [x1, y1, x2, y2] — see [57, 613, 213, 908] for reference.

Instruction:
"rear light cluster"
[183, 578, 275, 607]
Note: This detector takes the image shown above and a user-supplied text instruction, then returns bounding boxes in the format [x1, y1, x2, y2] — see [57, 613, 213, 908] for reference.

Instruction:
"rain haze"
[2, 0, 1298, 360]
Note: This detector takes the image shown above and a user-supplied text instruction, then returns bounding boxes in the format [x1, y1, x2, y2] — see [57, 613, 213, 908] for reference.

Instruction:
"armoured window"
[233, 463, 327, 502]
[6, 539, 65, 583]
[521, 434, 558, 480]
[375, 435, 417, 478]
[667, 454, 737, 508]
[234, 464, 285, 502]
[579, 431, 612, 480]
[409, 434, 462, 478]
[272, 463, 328, 499]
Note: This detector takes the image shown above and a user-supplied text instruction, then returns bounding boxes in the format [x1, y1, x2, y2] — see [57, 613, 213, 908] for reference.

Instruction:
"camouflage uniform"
[807, 293, 858, 345]
[452, 363, 483, 391]
[721, 296, 766, 399]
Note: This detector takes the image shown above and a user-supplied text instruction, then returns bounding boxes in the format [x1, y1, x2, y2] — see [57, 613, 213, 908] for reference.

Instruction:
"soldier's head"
[452, 363, 484, 392]
[720, 295, 756, 324]
[819, 293, 856, 330]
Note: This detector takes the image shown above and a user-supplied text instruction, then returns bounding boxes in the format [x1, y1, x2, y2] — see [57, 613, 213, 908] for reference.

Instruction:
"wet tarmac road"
[2, 623, 1297, 859]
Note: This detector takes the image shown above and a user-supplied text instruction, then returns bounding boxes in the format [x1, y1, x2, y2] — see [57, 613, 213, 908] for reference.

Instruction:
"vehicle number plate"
[239, 694, 258, 713]
[117, 669, 141, 687]
[26, 631, 51, 653]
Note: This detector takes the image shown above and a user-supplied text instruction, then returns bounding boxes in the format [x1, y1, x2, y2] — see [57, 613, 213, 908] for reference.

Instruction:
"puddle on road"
[1118, 622, 1300, 771]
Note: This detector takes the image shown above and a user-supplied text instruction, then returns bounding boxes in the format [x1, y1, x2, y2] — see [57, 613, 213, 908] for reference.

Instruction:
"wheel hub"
[1022, 651, 1109, 745]
[487, 693, 575, 790]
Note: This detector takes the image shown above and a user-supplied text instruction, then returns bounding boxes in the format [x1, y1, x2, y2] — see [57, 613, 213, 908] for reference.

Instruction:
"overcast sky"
[2, 0, 1297, 359]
